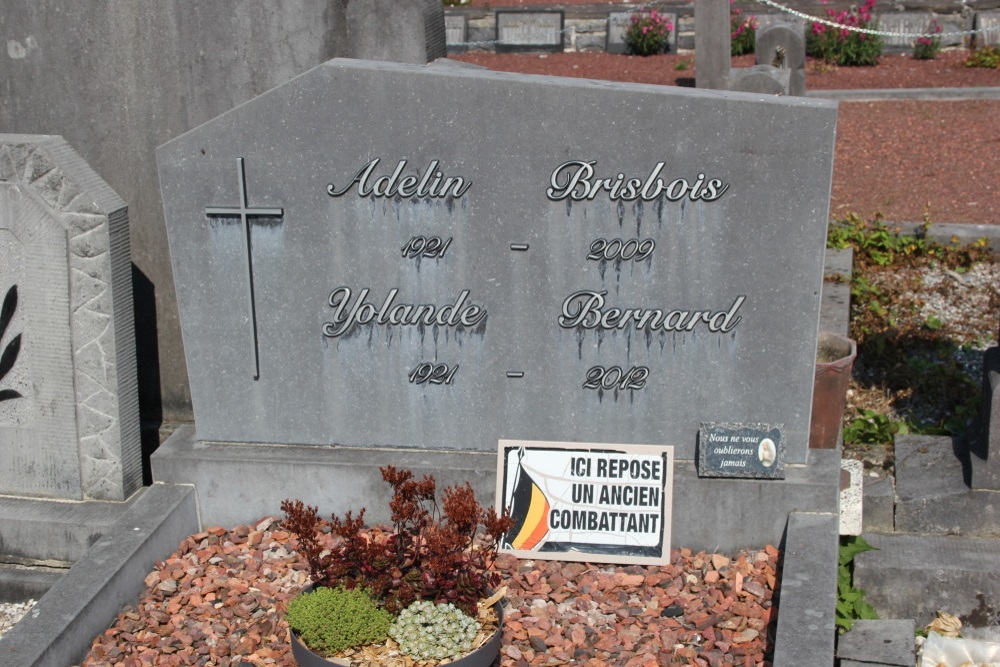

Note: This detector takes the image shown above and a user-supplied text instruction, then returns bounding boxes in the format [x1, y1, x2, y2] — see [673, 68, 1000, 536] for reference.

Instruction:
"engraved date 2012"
[583, 365, 648, 391]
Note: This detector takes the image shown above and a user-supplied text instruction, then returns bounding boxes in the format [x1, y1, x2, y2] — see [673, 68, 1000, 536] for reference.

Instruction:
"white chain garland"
[753, 0, 997, 39]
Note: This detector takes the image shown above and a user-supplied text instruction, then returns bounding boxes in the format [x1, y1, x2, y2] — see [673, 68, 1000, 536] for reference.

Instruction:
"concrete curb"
[808, 87, 1000, 101]
[772, 512, 840, 666]
[0, 484, 199, 667]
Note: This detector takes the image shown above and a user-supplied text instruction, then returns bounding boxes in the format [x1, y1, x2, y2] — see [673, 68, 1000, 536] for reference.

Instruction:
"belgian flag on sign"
[505, 449, 550, 550]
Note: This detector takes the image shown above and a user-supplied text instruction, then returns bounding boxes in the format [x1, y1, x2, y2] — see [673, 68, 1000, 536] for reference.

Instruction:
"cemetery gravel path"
[453, 50, 1000, 226]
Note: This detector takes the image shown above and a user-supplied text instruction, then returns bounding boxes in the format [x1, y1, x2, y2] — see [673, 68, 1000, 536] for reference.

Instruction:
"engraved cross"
[205, 157, 283, 380]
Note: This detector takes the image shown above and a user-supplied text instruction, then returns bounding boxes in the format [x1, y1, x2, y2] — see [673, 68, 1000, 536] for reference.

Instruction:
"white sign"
[497, 439, 673, 565]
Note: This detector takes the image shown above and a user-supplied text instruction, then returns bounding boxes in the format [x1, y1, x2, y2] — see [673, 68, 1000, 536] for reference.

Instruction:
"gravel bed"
[0, 598, 37, 641]
[81, 520, 780, 666]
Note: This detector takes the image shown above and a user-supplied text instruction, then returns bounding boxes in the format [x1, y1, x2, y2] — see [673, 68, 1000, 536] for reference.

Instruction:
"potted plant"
[279, 466, 513, 665]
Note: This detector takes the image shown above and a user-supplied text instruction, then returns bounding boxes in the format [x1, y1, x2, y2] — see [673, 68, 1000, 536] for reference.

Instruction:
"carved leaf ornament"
[0, 285, 22, 402]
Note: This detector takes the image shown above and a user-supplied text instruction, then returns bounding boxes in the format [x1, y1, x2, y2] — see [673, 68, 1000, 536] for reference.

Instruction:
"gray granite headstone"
[496, 11, 564, 53]
[877, 12, 934, 51]
[756, 24, 806, 96]
[695, 0, 731, 89]
[606, 11, 678, 55]
[157, 59, 836, 464]
[0, 135, 140, 501]
[976, 10, 1000, 47]
[728, 65, 791, 95]
[347, 0, 447, 64]
[445, 13, 469, 54]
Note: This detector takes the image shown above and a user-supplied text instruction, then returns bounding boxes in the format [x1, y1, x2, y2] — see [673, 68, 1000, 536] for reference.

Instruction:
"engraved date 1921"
[402, 235, 452, 259]
[408, 362, 458, 385]
[583, 365, 649, 391]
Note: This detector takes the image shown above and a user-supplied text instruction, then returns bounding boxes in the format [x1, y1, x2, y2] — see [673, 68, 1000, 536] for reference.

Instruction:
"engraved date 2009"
[584, 365, 649, 391]
[409, 362, 458, 385]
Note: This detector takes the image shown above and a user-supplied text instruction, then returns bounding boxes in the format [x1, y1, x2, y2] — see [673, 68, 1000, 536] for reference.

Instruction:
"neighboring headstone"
[756, 24, 806, 96]
[751, 13, 806, 35]
[347, 0, 447, 64]
[728, 65, 790, 95]
[976, 10, 1000, 47]
[0, 2, 351, 425]
[496, 11, 564, 53]
[695, 0, 731, 89]
[606, 10, 678, 55]
[877, 12, 934, 52]
[157, 59, 836, 467]
[970, 346, 1000, 489]
[0, 135, 140, 501]
[445, 13, 469, 54]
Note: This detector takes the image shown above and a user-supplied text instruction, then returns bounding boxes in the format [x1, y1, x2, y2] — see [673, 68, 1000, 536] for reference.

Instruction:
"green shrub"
[286, 586, 393, 656]
[836, 536, 879, 633]
[730, 2, 757, 56]
[624, 10, 673, 56]
[964, 45, 1000, 68]
[806, 0, 882, 66]
[390, 600, 481, 661]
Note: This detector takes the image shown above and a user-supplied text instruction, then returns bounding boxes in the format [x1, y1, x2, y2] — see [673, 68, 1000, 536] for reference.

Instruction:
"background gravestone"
[347, 0, 446, 64]
[0, 135, 140, 501]
[607, 10, 679, 55]
[0, 0, 444, 432]
[756, 24, 806, 96]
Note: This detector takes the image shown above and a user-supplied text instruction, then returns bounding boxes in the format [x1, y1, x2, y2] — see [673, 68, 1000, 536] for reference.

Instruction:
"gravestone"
[347, 0, 447, 64]
[976, 10, 1000, 47]
[728, 66, 790, 95]
[756, 23, 806, 96]
[877, 12, 934, 52]
[496, 11, 564, 53]
[0, 135, 140, 501]
[970, 346, 1000, 489]
[445, 13, 469, 54]
[155, 59, 838, 538]
[695, 0, 730, 89]
[606, 10, 678, 55]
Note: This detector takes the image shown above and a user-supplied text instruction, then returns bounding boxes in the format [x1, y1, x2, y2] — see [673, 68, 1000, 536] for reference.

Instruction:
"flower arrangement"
[913, 21, 942, 60]
[730, 1, 758, 56]
[624, 10, 673, 56]
[280, 466, 513, 661]
[807, 0, 883, 66]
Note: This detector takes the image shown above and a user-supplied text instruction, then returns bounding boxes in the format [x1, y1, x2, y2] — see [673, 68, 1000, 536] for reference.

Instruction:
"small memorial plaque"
[445, 13, 468, 54]
[877, 12, 934, 50]
[497, 439, 673, 565]
[496, 11, 564, 53]
[698, 422, 785, 479]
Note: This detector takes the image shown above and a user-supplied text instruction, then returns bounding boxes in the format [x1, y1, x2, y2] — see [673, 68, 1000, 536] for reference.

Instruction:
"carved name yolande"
[559, 291, 745, 333]
[546, 160, 729, 203]
[323, 286, 487, 338]
[327, 159, 472, 199]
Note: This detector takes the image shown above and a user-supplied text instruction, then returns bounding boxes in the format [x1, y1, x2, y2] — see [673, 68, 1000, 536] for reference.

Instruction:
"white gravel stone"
[0, 598, 37, 640]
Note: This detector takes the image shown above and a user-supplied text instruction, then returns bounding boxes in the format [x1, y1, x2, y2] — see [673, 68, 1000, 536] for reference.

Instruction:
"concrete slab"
[0, 484, 199, 667]
[841, 459, 863, 535]
[854, 533, 1000, 627]
[0, 564, 64, 603]
[153, 425, 840, 553]
[772, 512, 839, 666]
[0, 495, 132, 563]
[894, 435, 1000, 536]
[837, 619, 916, 666]
[862, 474, 895, 534]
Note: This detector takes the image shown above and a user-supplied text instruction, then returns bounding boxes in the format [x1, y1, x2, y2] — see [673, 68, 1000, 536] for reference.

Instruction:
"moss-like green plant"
[389, 600, 481, 661]
[286, 586, 392, 656]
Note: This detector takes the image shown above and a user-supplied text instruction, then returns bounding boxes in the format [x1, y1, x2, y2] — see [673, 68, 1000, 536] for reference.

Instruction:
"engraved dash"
[510, 243, 529, 251]
[506, 371, 525, 378]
